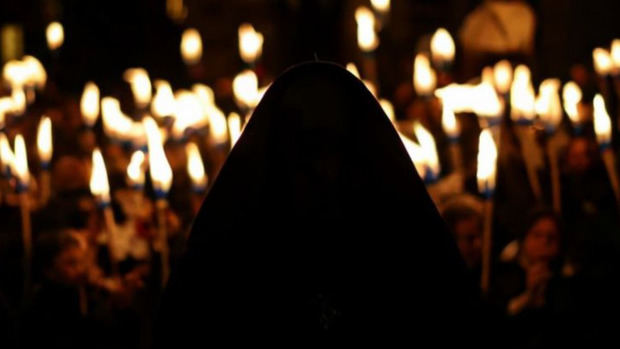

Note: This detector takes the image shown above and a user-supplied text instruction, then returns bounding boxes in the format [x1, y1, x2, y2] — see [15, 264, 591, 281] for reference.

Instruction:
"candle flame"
[370, 0, 390, 14]
[413, 53, 437, 96]
[2, 60, 28, 89]
[207, 105, 228, 144]
[400, 134, 427, 178]
[493, 60, 512, 94]
[562, 81, 582, 124]
[612, 39, 620, 72]
[151, 80, 176, 118]
[37, 116, 53, 163]
[379, 99, 395, 122]
[14, 134, 29, 186]
[435, 83, 477, 113]
[101, 97, 133, 139]
[346, 62, 361, 79]
[413, 122, 440, 178]
[355, 6, 379, 52]
[127, 150, 146, 186]
[22, 56, 47, 89]
[593, 48, 612, 76]
[192, 83, 215, 108]
[430, 28, 455, 65]
[441, 102, 459, 138]
[10, 88, 26, 115]
[144, 117, 173, 194]
[180, 28, 203, 65]
[186, 142, 207, 190]
[46, 22, 64, 50]
[0, 133, 15, 175]
[80, 82, 100, 127]
[476, 129, 497, 194]
[172, 90, 205, 139]
[510, 65, 535, 121]
[233, 69, 259, 110]
[593, 94, 612, 145]
[90, 148, 110, 203]
[535, 78, 563, 130]
[0, 98, 12, 128]
[123, 68, 152, 109]
[474, 81, 503, 118]
[228, 112, 242, 149]
[238, 23, 264, 64]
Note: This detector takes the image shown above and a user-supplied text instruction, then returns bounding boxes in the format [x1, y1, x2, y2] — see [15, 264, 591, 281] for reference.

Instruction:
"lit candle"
[186, 142, 207, 192]
[89, 148, 119, 273]
[370, 0, 390, 16]
[46, 22, 64, 51]
[14, 134, 32, 295]
[535, 78, 563, 134]
[233, 69, 259, 112]
[413, 53, 437, 98]
[430, 28, 455, 71]
[152, 80, 176, 119]
[493, 60, 512, 96]
[101, 97, 133, 142]
[227, 112, 242, 150]
[510, 65, 536, 124]
[0, 133, 15, 178]
[476, 129, 497, 294]
[144, 116, 173, 286]
[441, 101, 463, 174]
[400, 134, 427, 179]
[22, 56, 47, 91]
[593, 48, 613, 77]
[80, 82, 100, 127]
[413, 122, 440, 183]
[206, 104, 229, 147]
[180, 28, 202, 65]
[123, 68, 152, 110]
[172, 90, 205, 140]
[238, 23, 264, 66]
[611, 39, 620, 74]
[593, 94, 620, 204]
[37, 116, 53, 205]
[127, 150, 146, 190]
[562, 81, 583, 132]
[473, 80, 503, 127]
[355, 6, 379, 53]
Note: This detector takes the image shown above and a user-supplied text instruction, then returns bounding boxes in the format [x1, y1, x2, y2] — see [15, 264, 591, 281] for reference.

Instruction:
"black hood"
[156, 61, 478, 346]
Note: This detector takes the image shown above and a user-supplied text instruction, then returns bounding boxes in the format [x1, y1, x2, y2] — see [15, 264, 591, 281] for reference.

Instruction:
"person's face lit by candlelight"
[453, 216, 482, 268]
[522, 217, 560, 265]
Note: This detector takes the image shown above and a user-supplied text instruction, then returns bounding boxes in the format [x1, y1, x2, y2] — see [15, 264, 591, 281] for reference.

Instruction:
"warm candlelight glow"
[238, 23, 264, 64]
[144, 117, 173, 194]
[46, 22, 64, 51]
[186, 142, 207, 190]
[227, 112, 242, 149]
[101, 97, 133, 139]
[436, 83, 477, 113]
[413, 53, 437, 96]
[562, 81, 582, 124]
[363, 80, 377, 97]
[493, 60, 512, 94]
[127, 150, 145, 187]
[510, 65, 536, 122]
[2, 60, 28, 88]
[593, 48, 613, 76]
[476, 129, 498, 194]
[172, 90, 206, 139]
[474, 82, 503, 118]
[441, 102, 459, 138]
[123, 68, 152, 109]
[152, 80, 176, 118]
[379, 99, 395, 122]
[612, 39, 620, 72]
[180, 28, 203, 65]
[0, 133, 15, 175]
[355, 6, 379, 52]
[593, 94, 612, 145]
[233, 69, 259, 109]
[535, 78, 562, 130]
[11, 88, 26, 115]
[14, 134, 29, 186]
[413, 122, 440, 178]
[206, 105, 228, 144]
[37, 116, 53, 164]
[90, 148, 111, 204]
[400, 134, 427, 178]
[22, 56, 47, 89]
[430, 28, 455, 66]
[192, 83, 215, 108]
[370, 0, 390, 14]
[346, 62, 360, 79]
[80, 82, 100, 127]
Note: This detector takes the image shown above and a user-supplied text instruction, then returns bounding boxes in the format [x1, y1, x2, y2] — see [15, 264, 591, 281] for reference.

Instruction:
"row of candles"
[3, 1, 619, 296]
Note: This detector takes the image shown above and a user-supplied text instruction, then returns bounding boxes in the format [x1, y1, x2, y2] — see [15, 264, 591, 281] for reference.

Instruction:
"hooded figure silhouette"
[156, 62, 479, 346]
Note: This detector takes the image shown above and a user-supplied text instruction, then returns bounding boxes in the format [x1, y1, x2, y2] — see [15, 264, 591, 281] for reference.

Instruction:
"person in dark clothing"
[155, 62, 482, 346]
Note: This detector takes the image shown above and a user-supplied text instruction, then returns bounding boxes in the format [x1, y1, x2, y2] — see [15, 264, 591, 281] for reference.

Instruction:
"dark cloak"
[156, 62, 480, 346]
